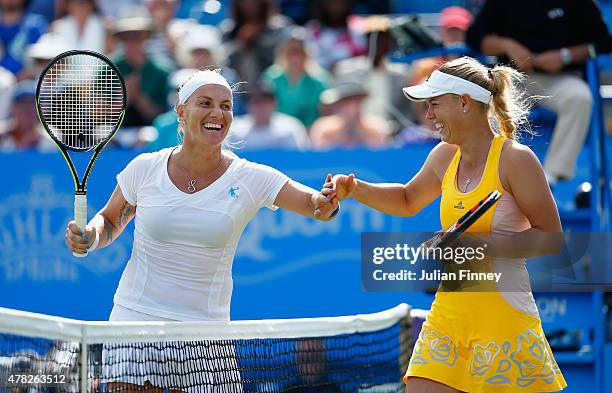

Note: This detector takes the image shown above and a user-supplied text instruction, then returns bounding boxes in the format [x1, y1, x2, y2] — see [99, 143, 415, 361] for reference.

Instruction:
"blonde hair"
[437, 56, 533, 140]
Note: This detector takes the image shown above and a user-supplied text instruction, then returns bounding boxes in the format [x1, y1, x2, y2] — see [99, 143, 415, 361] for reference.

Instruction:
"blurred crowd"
[0, 0, 610, 181]
[0, 0, 477, 152]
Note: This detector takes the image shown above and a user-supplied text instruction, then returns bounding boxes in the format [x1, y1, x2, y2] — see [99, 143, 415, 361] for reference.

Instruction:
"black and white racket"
[421, 190, 501, 251]
[36, 50, 126, 257]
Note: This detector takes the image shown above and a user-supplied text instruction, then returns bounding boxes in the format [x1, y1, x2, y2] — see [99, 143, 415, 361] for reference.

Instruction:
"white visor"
[403, 70, 492, 104]
[177, 70, 232, 105]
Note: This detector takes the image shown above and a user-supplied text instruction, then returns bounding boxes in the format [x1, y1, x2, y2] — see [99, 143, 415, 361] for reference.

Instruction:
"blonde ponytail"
[488, 65, 532, 140]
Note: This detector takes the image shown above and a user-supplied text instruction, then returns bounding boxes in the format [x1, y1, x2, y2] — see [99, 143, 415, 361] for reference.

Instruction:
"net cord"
[0, 304, 410, 344]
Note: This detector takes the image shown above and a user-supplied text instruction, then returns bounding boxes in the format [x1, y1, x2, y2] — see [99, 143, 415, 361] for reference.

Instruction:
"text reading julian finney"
[369, 243, 502, 284]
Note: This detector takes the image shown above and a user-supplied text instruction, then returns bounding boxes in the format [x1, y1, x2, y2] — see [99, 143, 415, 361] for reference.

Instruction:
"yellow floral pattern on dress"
[410, 326, 563, 388]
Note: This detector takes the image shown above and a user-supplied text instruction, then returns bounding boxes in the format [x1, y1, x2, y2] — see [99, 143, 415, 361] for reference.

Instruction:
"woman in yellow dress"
[326, 56, 567, 392]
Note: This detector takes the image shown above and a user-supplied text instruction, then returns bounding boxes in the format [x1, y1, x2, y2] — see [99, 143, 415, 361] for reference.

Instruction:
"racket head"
[35, 50, 126, 152]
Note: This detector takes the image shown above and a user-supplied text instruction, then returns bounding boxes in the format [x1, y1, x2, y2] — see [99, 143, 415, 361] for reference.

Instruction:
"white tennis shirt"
[114, 147, 289, 321]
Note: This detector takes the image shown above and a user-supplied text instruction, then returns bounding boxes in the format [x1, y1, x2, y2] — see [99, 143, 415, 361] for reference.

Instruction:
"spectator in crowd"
[144, 0, 179, 68]
[27, 0, 56, 23]
[0, 0, 48, 77]
[262, 27, 332, 128]
[395, 58, 441, 145]
[406, 6, 473, 96]
[21, 32, 70, 81]
[0, 80, 54, 151]
[148, 67, 197, 151]
[112, 8, 170, 129]
[335, 18, 413, 132]
[0, 65, 16, 131]
[304, 0, 366, 71]
[228, 83, 310, 150]
[466, 0, 612, 184]
[50, 0, 106, 53]
[177, 23, 245, 115]
[96, 0, 144, 21]
[440, 5, 472, 49]
[310, 81, 390, 149]
[221, 0, 292, 86]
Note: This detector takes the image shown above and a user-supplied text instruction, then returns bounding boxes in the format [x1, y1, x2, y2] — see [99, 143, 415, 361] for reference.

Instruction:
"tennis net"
[0, 304, 411, 392]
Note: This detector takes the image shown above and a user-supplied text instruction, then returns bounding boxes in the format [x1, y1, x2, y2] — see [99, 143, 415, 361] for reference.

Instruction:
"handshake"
[312, 174, 358, 220]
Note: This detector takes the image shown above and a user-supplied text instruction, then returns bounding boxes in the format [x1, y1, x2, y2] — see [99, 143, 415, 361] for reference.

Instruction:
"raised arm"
[65, 185, 136, 255]
[332, 143, 456, 217]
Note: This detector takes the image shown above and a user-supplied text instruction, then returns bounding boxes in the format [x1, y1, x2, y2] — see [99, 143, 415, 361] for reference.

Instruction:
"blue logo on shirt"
[229, 186, 240, 198]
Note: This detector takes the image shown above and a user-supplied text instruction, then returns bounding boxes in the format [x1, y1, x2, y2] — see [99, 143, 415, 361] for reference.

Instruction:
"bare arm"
[273, 176, 339, 221]
[481, 35, 535, 72]
[65, 185, 136, 254]
[333, 143, 455, 217]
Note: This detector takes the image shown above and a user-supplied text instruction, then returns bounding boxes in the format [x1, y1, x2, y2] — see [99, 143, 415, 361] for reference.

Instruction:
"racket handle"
[74, 193, 88, 258]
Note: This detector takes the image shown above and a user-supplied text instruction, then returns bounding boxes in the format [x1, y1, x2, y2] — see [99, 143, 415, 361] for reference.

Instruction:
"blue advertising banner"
[0, 147, 439, 320]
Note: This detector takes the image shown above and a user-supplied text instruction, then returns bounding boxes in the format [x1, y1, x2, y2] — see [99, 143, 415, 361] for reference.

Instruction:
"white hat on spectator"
[27, 33, 70, 60]
[184, 25, 222, 52]
[113, 6, 153, 35]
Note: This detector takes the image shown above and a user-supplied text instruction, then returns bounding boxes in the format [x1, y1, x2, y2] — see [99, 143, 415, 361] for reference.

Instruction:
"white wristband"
[87, 231, 100, 252]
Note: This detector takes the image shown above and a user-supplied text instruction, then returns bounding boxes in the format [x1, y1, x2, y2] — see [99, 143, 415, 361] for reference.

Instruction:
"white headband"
[403, 70, 492, 104]
[177, 70, 232, 105]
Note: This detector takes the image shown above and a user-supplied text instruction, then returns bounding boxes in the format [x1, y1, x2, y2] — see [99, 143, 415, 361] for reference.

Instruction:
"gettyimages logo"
[0, 176, 129, 281]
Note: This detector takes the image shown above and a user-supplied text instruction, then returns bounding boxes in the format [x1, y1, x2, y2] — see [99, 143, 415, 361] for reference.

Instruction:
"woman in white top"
[64, 69, 339, 392]
[51, 0, 106, 53]
[64, 69, 339, 322]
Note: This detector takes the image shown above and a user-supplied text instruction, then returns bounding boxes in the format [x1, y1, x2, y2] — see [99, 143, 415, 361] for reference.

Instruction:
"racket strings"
[38, 54, 124, 150]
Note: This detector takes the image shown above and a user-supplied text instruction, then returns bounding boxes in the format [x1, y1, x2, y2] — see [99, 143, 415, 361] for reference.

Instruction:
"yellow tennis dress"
[404, 134, 567, 392]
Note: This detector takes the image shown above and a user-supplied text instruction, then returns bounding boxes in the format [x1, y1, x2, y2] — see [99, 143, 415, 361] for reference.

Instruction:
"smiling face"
[425, 94, 465, 144]
[177, 84, 233, 147]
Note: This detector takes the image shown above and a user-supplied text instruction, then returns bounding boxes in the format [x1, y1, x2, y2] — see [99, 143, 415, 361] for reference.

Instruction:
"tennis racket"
[421, 190, 501, 251]
[36, 50, 126, 257]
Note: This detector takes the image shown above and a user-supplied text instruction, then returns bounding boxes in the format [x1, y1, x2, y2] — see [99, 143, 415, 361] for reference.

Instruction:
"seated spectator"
[220, 0, 293, 86]
[466, 0, 612, 184]
[228, 83, 310, 150]
[0, 0, 48, 77]
[440, 6, 472, 50]
[395, 58, 441, 145]
[310, 81, 390, 149]
[304, 0, 367, 71]
[144, 0, 179, 68]
[21, 33, 70, 81]
[0, 80, 54, 151]
[50, 0, 106, 53]
[96, 0, 144, 21]
[148, 67, 197, 151]
[262, 27, 332, 128]
[0, 65, 16, 132]
[335, 18, 412, 132]
[111, 7, 170, 129]
[176, 23, 245, 115]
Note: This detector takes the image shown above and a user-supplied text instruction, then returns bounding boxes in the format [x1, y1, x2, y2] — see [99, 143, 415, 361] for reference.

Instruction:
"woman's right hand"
[65, 221, 96, 255]
[331, 174, 357, 201]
